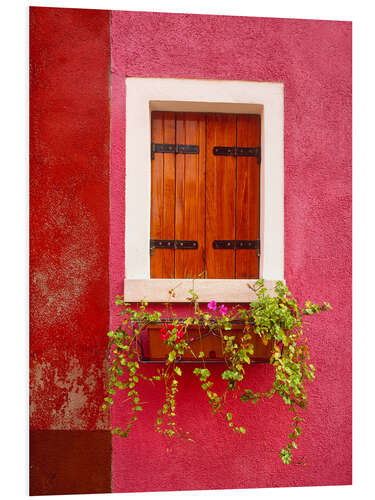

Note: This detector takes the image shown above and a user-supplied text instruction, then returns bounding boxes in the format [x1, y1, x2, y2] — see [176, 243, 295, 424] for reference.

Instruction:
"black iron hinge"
[150, 239, 198, 255]
[213, 239, 260, 256]
[151, 143, 200, 160]
[213, 146, 261, 164]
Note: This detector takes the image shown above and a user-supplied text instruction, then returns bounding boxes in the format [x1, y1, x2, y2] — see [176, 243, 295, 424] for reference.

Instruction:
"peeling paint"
[31, 195, 99, 330]
[30, 352, 109, 430]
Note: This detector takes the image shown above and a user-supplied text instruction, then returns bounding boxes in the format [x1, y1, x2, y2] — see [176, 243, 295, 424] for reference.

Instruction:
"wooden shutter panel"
[175, 113, 206, 278]
[206, 114, 237, 278]
[236, 115, 260, 278]
[150, 111, 176, 278]
[150, 111, 260, 280]
[150, 112, 205, 279]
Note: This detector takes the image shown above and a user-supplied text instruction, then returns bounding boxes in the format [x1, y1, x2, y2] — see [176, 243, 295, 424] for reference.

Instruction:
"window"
[124, 77, 284, 302]
[150, 111, 261, 280]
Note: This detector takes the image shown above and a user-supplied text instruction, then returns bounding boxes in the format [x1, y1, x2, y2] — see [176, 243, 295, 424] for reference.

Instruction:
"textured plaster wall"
[110, 11, 352, 492]
[29, 7, 111, 495]
[30, 5, 110, 432]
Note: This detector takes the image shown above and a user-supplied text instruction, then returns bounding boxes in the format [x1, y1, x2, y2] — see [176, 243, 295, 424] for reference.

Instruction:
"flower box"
[135, 321, 274, 363]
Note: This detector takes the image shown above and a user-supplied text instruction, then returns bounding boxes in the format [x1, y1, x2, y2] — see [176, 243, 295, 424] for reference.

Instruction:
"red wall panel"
[29, 6, 111, 494]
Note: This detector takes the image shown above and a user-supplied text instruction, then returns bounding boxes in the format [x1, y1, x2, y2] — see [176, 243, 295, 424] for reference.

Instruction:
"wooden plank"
[236, 115, 261, 278]
[124, 278, 280, 303]
[206, 114, 236, 278]
[175, 112, 206, 278]
[150, 111, 176, 278]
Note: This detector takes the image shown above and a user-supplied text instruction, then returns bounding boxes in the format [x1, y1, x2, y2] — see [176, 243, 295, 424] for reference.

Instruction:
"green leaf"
[168, 351, 176, 362]
[222, 370, 234, 380]
[174, 366, 182, 376]
[239, 427, 246, 434]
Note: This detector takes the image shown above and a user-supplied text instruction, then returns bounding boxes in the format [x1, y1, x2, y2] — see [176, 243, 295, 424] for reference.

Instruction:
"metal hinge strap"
[151, 143, 200, 160]
[150, 239, 198, 255]
[212, 240, 260, 251]
[213, 146, 261, 164]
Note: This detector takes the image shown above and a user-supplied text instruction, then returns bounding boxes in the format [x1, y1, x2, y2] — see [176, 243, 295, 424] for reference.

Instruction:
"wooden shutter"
[150, 111, 175, 278]
[150, 112, 205, 278]
[150, 112, 260, 280]
[206, 114, 237, 278]
[235, 115, 260, 278]
[175, 113, 206, 278]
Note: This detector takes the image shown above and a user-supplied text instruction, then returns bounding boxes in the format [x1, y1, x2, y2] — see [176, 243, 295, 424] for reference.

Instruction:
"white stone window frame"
[124, 77, 284, 302]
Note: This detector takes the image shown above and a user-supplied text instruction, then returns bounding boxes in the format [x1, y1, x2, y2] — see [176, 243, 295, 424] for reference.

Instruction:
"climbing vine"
[103, 280, 331, 464]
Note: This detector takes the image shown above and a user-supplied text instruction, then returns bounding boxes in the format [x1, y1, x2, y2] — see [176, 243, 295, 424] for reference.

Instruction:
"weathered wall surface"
[29, 7, 111, 495]
[110, 11, 351, 492]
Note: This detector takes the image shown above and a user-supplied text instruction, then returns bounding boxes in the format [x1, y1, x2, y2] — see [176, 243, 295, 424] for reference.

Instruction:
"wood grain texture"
[236, 114, 260, 278]
[150, 111, 175, 278]
[175, 113, 206, 278]
[206, 114, 236, 278]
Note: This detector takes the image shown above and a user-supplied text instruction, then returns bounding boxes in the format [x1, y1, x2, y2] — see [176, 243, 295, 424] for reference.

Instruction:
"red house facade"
[29, 7, 352, 495]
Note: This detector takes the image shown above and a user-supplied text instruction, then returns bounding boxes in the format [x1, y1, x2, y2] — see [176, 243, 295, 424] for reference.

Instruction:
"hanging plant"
[103, 279, 331, 465]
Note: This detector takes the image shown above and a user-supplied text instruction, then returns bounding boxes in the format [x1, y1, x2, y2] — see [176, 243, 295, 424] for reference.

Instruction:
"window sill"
[123, 279, 281, 303]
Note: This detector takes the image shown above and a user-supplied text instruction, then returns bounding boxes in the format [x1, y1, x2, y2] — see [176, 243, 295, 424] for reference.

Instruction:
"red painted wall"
[29, 7, 111, 494]
[110, 11, 351, 492]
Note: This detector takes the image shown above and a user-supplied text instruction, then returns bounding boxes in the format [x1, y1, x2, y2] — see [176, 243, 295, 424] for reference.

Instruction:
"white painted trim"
[125, 77, 284, 297]
[124, 279, 278, 303]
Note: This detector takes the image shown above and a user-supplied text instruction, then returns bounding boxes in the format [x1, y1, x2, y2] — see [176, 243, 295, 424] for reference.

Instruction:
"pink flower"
[219, 305, 228, 316]
[207, 300, 217, 311]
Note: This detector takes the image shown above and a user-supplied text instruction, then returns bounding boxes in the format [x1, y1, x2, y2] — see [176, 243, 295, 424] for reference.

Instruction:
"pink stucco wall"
[110, 11, 351, 492]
